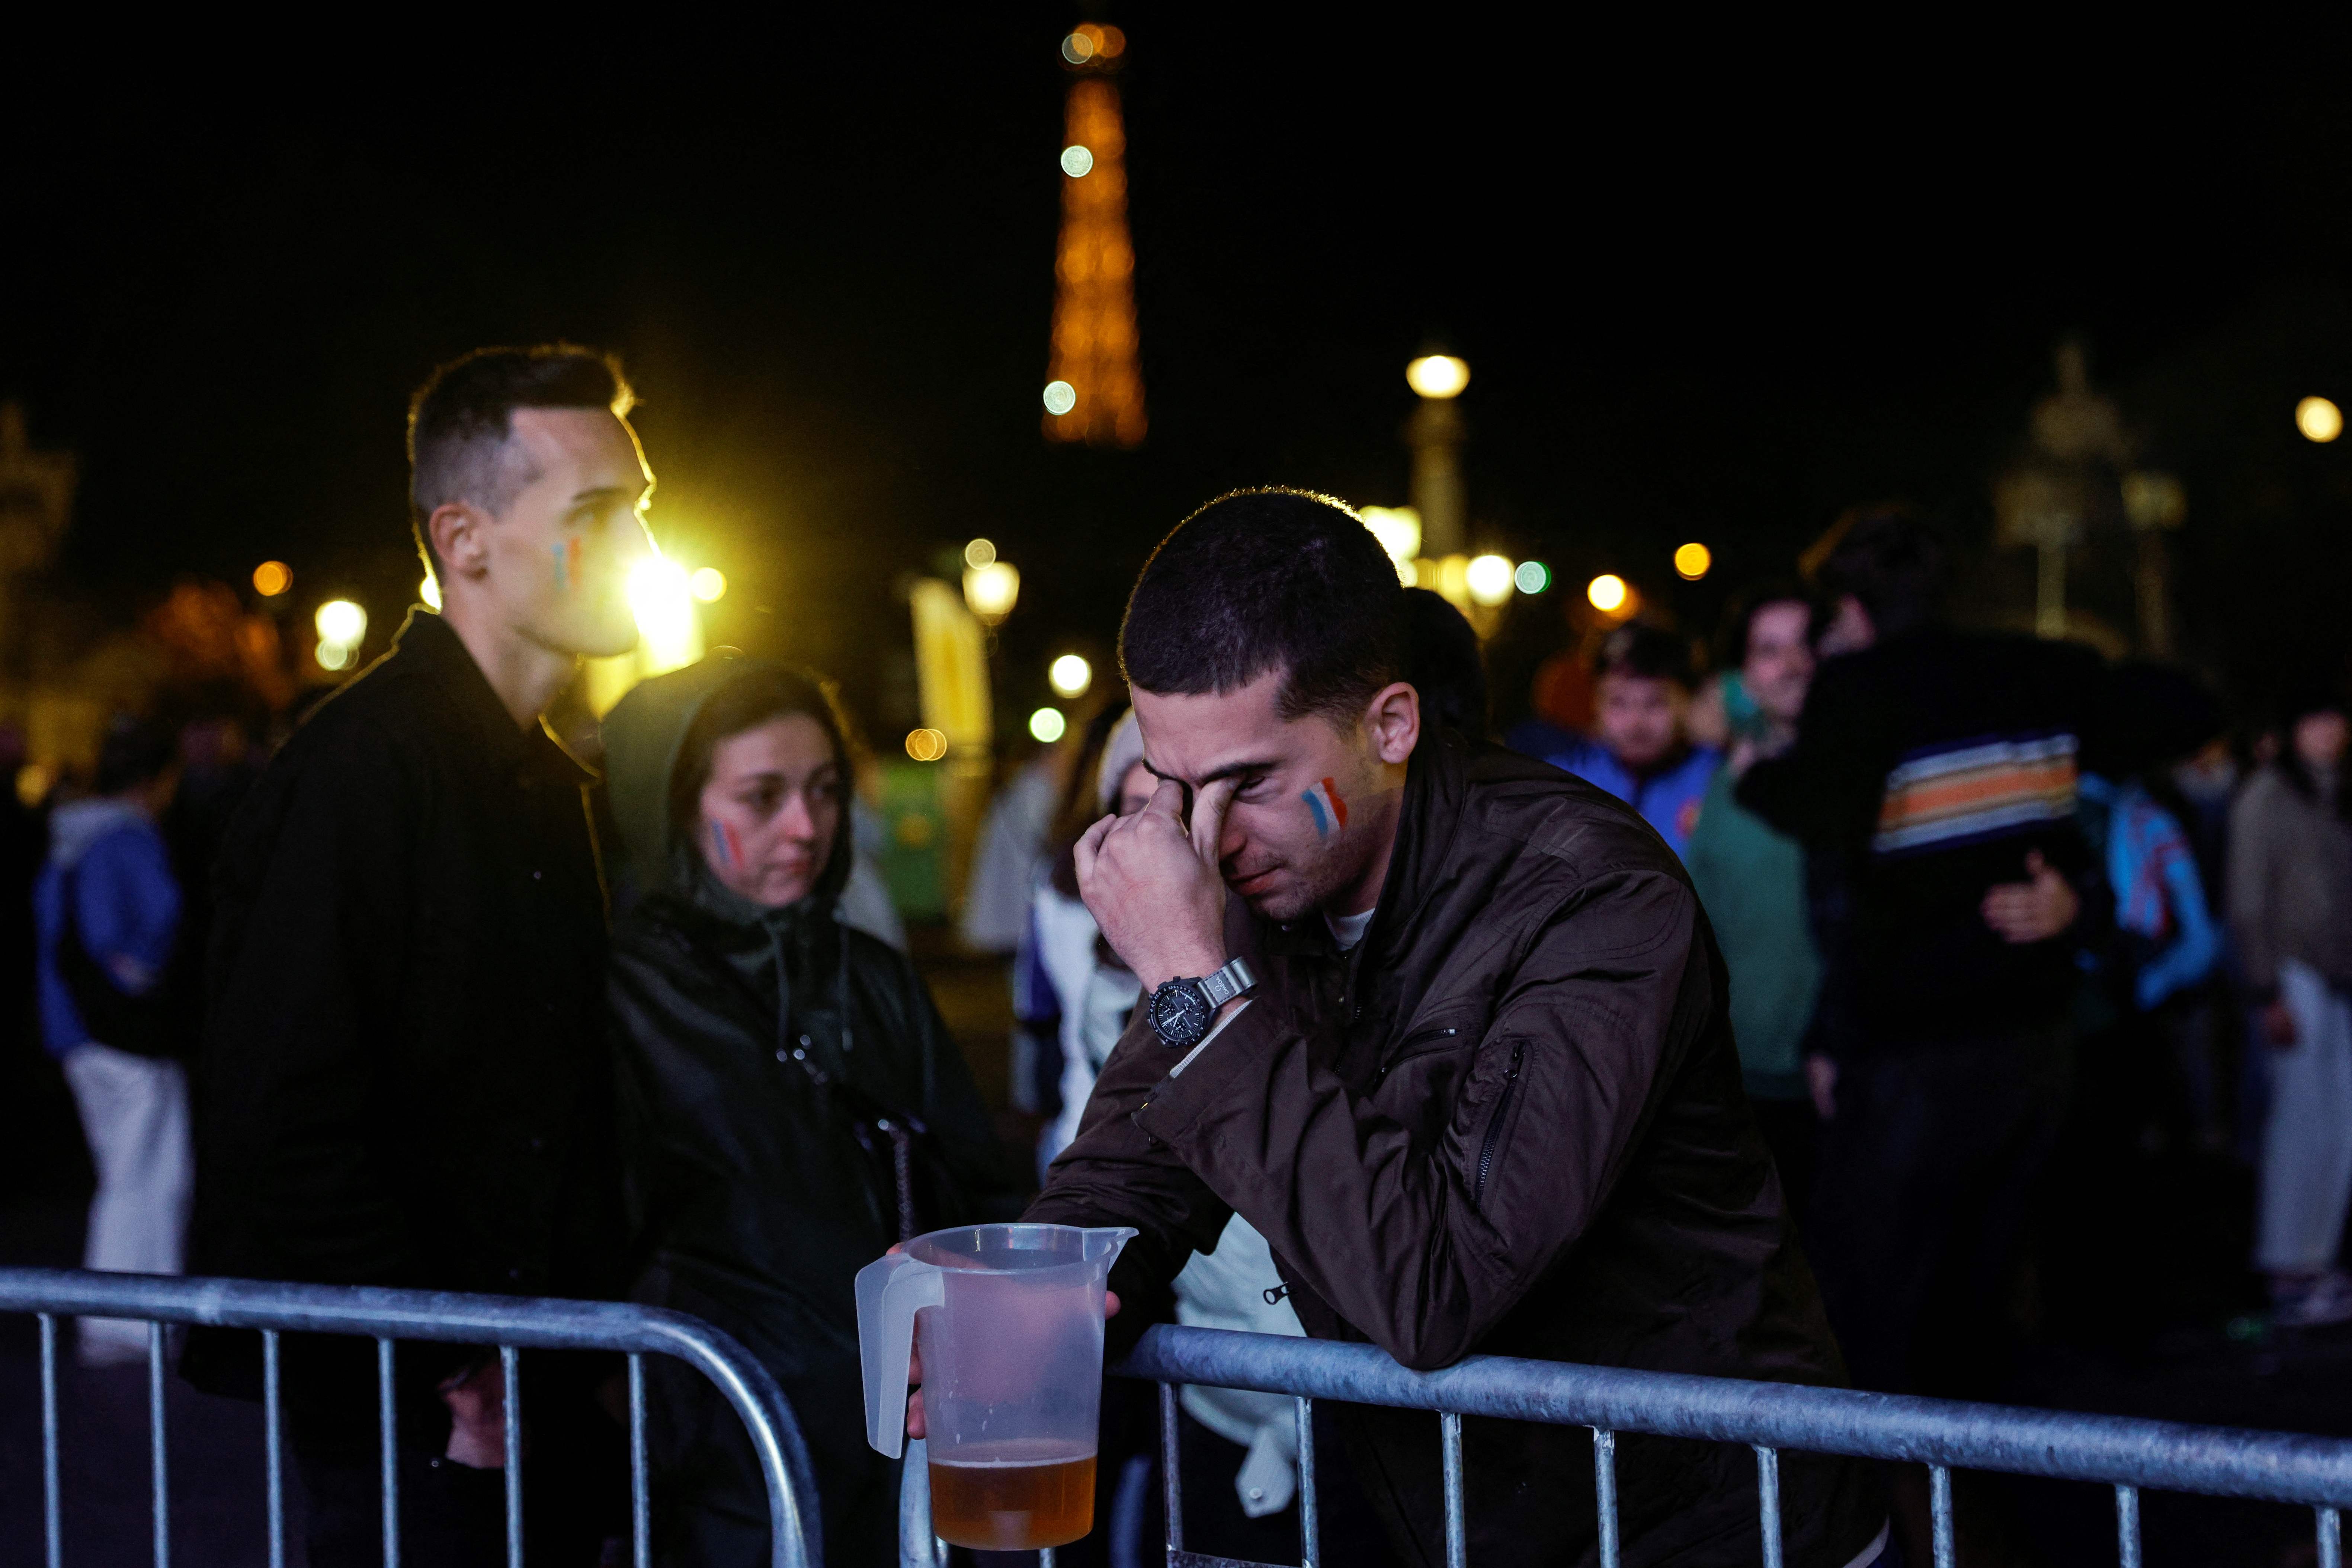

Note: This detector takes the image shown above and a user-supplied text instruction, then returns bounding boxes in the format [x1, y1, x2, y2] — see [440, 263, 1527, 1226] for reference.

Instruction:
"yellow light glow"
[1465, 553, 1516, 607]
[1674, 542, 1713, 580]
[628, 556, 702, 676]
[1406, 355, 1471, 400]
[1029, 707, 1067, 743]
[1587, 574, 1629, 613]
[2298, 396, 2343, 443]
[1049, 653, 1093, 699]
[316, 639, 355, 672]
[1061, 29, 1095, 62]
[963, 560, 1021, 625]
[16, 763, 52, 809]
[315, 599, 366, 647]
[419, 574, 442, 612]
[252, 561, 292, 597]
[905, 727, 949, 763]
[1360, 506, 1422, 583]
[1061, 145, 1095, 177]
[963, 538, 997, 569]
[689, 567, 727, 603]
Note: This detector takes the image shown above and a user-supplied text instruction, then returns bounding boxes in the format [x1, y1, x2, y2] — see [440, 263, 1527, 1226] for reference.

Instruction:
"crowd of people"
[13, 343, 2352, 1568]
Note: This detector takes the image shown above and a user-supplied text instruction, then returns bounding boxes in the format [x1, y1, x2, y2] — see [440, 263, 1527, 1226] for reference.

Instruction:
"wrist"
[1139, 950, 1228, 997]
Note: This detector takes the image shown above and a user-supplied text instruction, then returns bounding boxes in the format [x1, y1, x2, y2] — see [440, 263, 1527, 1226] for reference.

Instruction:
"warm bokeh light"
[1514, 560, 1550, 595]
[1360, 506, 1422, 584]
[1674, 542, 1713, 581]
[1042, 381, 1077, 416]
[315, 599, 366, 647]
[1045, 71, 1146, 446]
[1061, 30, 1095, 62]
[963, 560, 1020, 625]
[689, 567, 727, 603]
[2298, 396, 2343, 443]
[1465, 554, 1516, 607]
[1029, 706, 1067, 743]
[419, 574, 442, 612]
[1405, 355, 1471, 400]
[628, 557, 701, 675]
[252, 561, 292, 597]
[963, 538, 997, 569]
[316, 640, 355, 673]
[1049, 653, 1093, 699]
[1587, 574, 1629, 613]
[905, 728, 949, 763]
[1060, 145, 1095, 177]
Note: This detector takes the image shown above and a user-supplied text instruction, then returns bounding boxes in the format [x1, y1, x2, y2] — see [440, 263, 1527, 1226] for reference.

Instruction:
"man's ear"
[429, 502, 491, 581]
[1362, 681, 1420, 766]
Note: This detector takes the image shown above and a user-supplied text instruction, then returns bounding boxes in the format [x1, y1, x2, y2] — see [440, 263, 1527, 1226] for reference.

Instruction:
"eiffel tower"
[1043, 22, 1145, 448]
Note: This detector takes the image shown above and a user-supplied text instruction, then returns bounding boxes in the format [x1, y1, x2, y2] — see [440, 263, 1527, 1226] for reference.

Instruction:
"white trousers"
[61, 1041, 192, 1359]
[2257, 960, 2352, 1273]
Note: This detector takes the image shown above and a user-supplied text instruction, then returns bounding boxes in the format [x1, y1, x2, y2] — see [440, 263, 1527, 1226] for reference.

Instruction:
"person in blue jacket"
[33, 716, 184, 1365]
[1508, 622, 1718, 858]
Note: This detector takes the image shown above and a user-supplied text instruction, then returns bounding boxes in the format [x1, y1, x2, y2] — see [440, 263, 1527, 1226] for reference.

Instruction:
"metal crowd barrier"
[1043, 1323, 2352, 1568]
[0, 1266, 819, 1568]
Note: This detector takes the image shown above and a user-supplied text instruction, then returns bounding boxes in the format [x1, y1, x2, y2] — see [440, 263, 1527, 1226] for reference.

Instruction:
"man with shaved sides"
[1020, 491, 1887, 1567]
[190, 346, 654, 1565]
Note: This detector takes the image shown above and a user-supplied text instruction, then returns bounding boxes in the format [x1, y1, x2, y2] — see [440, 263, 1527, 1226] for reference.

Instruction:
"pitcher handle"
[856, 1251, 945, 1458]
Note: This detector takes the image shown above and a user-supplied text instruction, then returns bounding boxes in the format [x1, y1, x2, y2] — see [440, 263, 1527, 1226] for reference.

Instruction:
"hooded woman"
[602, 658, 1026, 1567]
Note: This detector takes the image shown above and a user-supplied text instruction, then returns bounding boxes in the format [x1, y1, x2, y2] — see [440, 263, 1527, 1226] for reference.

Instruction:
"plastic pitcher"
[858, 1223, 1135, 1551]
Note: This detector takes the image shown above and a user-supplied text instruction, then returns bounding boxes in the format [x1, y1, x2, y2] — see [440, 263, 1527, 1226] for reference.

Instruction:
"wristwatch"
[1147, 958, 1257, 1050]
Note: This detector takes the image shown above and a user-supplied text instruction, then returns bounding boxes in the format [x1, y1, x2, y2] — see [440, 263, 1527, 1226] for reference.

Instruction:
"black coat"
[188, 610, 625, 1442]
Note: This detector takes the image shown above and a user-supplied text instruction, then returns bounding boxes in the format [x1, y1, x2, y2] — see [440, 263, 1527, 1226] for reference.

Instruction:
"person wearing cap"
[1512, 622, 1719, 859]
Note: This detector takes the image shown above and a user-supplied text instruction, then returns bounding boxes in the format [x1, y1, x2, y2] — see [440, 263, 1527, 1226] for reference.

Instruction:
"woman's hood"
[600, 655, 855, 910]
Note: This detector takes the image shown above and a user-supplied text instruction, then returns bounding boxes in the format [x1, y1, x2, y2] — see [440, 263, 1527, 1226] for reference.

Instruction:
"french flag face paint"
[709, 820, 744, 869]
[1301, 777, 1349, 839]
[554, 536, 584, 592]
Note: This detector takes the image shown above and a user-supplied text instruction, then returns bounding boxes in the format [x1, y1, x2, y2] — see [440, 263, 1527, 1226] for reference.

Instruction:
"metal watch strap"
[1197, 957, 1256, 1009]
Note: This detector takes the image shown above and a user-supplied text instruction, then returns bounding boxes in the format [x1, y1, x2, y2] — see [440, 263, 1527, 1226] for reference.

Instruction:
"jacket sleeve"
[1736, 657, 1882, 850]
[2227, 776, 2282, 998]
[1037, 865, 1706, 1372]
[198, 722, 419, 1284]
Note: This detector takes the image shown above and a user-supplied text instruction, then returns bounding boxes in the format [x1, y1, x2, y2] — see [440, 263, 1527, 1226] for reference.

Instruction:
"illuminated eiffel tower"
[1043, 22, 1145, 448]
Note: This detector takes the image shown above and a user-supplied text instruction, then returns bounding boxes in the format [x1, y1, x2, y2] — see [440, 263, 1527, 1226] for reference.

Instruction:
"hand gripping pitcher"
[858, 1224, 1134, 1551]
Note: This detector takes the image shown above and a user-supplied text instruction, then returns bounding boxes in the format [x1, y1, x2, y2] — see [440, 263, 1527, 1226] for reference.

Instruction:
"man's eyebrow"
[568, 484, 637, 508]
[1143, 757, 1279, 786]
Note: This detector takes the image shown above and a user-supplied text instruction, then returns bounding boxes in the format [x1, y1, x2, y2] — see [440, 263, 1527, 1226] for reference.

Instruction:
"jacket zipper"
[1473, 1041, 1525, 1207]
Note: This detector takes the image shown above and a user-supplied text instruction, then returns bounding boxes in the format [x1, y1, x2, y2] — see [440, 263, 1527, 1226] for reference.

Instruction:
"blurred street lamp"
[253, 561, 292, 597]
[315, 599, 366, 647]
[1465, 554, 1516, 607]
[2298, 396, 2343, 443]
[1513, 561, 1550, 595]
[1360, 506, 1422, 584]
[628, 557, 702, 676]
[1049, 653, 1093, 699]
[1405, 349, 1468, 557]
[689, 567, 727, 603]
[1029, 706, 1067, 743]
[2122, 471, 2187, 658]
[1586, 574, 1629, 613]
[964, 560, 1020, 625]
[1673, 543, 1712, 581]
[905, 728, 949, 762]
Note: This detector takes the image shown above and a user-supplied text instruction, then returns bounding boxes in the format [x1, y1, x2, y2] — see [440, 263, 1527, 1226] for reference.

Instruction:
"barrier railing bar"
[2322, 1506, 2342, 1568]
[263, 1330, 285, 1568]
[2115, 1483, 2139, 1568]
[0, 1266, 818, 1568]
[1755, 1446, 1782, 1568]
[40, 1312, 60, 1568]
[1295, 1396, 1319, 1568]
[150, 1320, 170, 1568]
[502, 1344, 524, 1568]
[629, 1352, 651, 1568]
[378, 1337, 400, 1568]
[1440, 1411, 1466, 1568]
[1112, 1325, 2352, 1507]
[1592, 1427, 1619, 1568]
[1929, 1464, 1953, 1568]
[1160, 1381, 1184, 1557]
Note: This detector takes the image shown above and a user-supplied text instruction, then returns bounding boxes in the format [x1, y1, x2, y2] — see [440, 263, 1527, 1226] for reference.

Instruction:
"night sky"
[7, 28, 2350, 732]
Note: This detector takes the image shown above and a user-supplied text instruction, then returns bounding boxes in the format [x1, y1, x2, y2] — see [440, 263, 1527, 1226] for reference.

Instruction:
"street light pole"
[1405, 352, 1470, 558]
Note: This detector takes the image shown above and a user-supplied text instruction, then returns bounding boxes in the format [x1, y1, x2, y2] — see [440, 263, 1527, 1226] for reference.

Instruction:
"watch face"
[1150, 980, 1212, 1048]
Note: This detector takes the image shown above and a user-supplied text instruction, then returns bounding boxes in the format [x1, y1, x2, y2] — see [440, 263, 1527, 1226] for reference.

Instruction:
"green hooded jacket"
[602, 657, 1025, 1567]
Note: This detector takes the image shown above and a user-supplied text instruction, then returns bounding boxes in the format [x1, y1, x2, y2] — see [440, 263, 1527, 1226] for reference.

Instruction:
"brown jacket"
[1029, 735, 1880, 1567]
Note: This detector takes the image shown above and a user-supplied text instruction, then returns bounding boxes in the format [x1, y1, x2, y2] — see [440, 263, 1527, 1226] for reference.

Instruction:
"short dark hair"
[1715, 578, 1812, 672]
[1402, 587, 1488, 739]
[1812, 503, 1945, 637]
[1119, 489, 1406, 722]
[406, 344, 634, 575]
[1594, 622, 1695, 688]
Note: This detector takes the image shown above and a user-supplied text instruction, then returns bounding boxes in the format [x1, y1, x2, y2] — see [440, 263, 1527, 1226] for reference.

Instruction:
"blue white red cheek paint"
[708, 820, 738, 868]
[1300, 777, 1349, 839]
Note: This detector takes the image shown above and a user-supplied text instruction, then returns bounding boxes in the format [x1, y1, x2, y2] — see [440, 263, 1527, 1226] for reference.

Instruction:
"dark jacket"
[189, 610, 624, 1438]
[601, 658, 1025, 1568]
[1028, 734, 1879, 1568]
[1736, 627, 2109, 1048]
